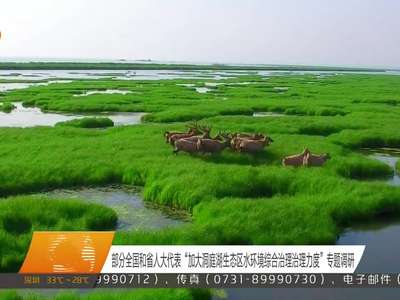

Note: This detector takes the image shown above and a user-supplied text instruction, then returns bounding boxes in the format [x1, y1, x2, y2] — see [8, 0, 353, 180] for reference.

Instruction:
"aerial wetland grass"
[55, 117, 114, 128]
[0, 102, 15, 113]
[0, 73, 400, 299]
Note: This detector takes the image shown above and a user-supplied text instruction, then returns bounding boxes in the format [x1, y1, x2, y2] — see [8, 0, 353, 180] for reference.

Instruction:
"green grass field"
[55, 117, 114, 128]
[0, 73, 399, 299]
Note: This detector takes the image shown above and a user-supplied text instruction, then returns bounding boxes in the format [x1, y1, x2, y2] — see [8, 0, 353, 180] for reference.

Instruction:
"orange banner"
[19, 232, 115, 274]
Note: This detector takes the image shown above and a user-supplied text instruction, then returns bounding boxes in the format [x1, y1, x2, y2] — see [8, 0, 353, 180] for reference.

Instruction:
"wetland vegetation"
[55, 117, 114, 128]
[0, 72, 400, 299]
[0, 102, 15, 113]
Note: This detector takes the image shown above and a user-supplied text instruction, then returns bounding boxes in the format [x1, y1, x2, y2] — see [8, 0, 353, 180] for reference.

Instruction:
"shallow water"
[0, 80, 72, 92]
[2, 69, 398, 86]
[0, 69, 233, 82]
[273, 86, 289, 92]
[0, 82, 41, 91]
[364, 149, 400, 186]
[40, 185, 189, 231]
[0, 102, 145, 127]
[196, 87, 212, 93]
[73, 89, 132, 97]
[205, 82, 224, 87]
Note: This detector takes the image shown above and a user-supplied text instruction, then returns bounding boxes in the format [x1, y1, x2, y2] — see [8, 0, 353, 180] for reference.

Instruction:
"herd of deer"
[163, 123, 330, 167]
[164, 123, 273, 155]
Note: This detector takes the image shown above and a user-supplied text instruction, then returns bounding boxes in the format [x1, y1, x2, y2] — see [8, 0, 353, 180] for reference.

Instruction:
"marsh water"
[0, 70, 240, 82]
[0, 80, 72, 92]
[2, 70, 399, 86]
[214, 149, 400, 300]
[0, 102, 145, 127]
[40, 185, 189, 231]
[74, 89, 132, 97]
[362, 148, 400, 186]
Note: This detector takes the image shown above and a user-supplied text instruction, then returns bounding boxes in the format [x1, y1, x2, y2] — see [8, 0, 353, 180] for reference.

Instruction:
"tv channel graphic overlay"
[19, 231, 364, 275]
[11, 231, 374, 289]
[19, 232, 115, 274]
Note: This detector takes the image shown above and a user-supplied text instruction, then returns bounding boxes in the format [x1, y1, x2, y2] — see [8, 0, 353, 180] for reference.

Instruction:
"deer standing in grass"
[172, 124, 212, 155]
[230, 133, 270, 152]
[197, 134, 232, 154]
[303, 152, 330, 166]
[167, 122, 207, 145]
[282, 148, 310, 167]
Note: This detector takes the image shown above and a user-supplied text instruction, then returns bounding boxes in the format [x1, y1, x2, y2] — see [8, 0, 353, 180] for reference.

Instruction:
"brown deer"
[233, 132, 264, 139]
[173, 139, 200, 155]
[164, 121, 203, 144]
[164, 130, 186, 143]
[197, 136, 231, 154]
[237, 136, 273, 153]
[168, 123, 212, 145]
[230, 133, 267, 151]
[179, 126, 211, 144]
[303, 153, 330, 167]
[282, 148, 310, 167]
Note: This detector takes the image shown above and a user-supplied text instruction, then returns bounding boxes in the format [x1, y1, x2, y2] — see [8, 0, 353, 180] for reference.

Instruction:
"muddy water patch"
[39, 185, 189, 231]
[0, 102, 145, 127]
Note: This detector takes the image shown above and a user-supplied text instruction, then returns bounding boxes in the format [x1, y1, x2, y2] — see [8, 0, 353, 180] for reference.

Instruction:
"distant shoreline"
[0, 62, 386, 72]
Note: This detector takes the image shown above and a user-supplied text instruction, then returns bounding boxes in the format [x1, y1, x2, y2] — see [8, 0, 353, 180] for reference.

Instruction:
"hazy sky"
[0, 0, 399, 67]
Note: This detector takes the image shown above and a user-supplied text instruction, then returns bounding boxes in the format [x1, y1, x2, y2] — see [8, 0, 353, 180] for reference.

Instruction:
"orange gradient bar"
[19, 232, 115, 274]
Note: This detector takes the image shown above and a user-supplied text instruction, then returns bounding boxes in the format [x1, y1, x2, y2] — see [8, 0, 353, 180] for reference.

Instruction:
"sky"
[0, 0, 399, 68]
